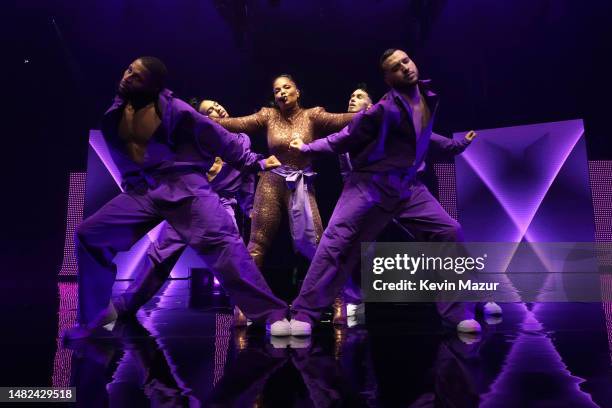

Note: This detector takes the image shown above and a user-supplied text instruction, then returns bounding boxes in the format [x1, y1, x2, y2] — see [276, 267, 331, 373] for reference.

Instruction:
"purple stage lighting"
[59, 173, 86, 276]
[454, 119, 594, 243]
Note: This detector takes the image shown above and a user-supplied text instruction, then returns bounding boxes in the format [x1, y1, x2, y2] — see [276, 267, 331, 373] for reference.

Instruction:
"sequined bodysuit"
[217, 106, 354, 267]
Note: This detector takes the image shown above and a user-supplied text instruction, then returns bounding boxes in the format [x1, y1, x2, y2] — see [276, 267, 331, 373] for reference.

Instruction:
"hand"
[289, 138, 304, 152]
[465, 130, 477, 142]
[262, 155, 281, 169]
[207, 157, 223, 181]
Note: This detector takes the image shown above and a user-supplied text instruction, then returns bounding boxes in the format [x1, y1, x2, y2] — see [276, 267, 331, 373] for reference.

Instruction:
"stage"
[44, 280, 611, 407]
[5, 1, 612, 406]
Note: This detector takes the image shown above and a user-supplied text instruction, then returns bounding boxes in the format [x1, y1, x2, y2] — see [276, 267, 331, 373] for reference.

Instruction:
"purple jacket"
[100, 89, 264, 179]
[209, 128, 256, 216]
[337, 131, 470, 181]
[304, 81, 470, 176]
[210, 165, 255, 216]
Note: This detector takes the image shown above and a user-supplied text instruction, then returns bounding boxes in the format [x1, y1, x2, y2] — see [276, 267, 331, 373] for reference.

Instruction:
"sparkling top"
[216, 106, 354, 168]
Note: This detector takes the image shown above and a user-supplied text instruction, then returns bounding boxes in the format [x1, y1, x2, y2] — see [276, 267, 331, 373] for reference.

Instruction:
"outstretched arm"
[429, 130, 476, 156]
[310, 107, 356, 135]
[214, 108, 269, 134]
[182, 107, 278, 171]
[291, 104, 383, 155]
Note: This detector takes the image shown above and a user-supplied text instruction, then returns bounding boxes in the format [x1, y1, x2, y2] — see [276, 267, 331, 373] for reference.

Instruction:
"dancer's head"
[199, 99, 229, 118]
[347, 84, 373, 113]
[272, 74, 301, 110]
[118, 56, 167, 98]
[379, 49, 419, 89]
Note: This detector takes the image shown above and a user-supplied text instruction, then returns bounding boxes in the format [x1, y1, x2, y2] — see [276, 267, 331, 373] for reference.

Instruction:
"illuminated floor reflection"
[55, 281, 612, 407]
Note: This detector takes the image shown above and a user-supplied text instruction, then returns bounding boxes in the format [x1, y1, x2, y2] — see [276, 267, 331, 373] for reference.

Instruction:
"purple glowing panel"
[590, 161, 612, 363]
[454, 120, 594, 243]
[52, 282, 78, 387]
[85, 130, 196, 279]
[59, 172, 86, 276]
[432, 163, 458, 221]
[89, 130, 122, 191]
[84, 130, 123, 218]
[603, 276, 612, 365]
[589, 161, 612, 245]
[213, 313, 232, 386]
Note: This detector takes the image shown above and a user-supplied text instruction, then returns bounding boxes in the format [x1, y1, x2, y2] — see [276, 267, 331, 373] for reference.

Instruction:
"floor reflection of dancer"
[213, 75, 354, 268]
[206, 338, 349, 407]
[66, 57, 294, 339]
[107, 320, 197, 407]
[287, 49, 482, 336]
[114, 99, 256, 326]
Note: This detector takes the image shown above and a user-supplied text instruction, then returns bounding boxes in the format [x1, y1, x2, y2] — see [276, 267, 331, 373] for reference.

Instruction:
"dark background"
[2, 0, 611, 385]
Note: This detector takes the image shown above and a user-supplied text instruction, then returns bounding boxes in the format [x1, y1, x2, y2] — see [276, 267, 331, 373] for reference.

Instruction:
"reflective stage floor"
[35, 279, 612, 407]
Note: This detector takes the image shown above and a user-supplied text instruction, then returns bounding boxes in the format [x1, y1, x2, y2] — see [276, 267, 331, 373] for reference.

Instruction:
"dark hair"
[137, 56, 168, 90]
[355, 82, 372, 98]
[187, 97, 201, 111]
[379, 48, 398, 71]
[273, 73, 298, 87]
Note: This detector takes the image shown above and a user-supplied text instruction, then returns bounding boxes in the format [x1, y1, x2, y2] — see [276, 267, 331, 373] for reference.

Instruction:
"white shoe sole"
[267, 319, 291, 336]
[457, 319, 482, 333]
[269, 328, 291, 336]
[483, 302, 503, 316]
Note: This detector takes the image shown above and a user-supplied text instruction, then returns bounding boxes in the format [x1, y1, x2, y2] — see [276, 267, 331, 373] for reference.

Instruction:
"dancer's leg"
[394, 182, 475, 325]
[75, 192, 161, 326]
[158, 176, 288, 324]
[247, 172, 285, 268]
[291, 180, 393, 325]
[115, 223, 186, 315]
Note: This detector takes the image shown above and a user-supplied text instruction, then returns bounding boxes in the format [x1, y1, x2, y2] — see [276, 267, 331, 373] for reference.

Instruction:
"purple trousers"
[149, 196, 237, 265]
[291, 174, 474, 325]
[76, 171, 287, 325]
[116, 198, 237, 314]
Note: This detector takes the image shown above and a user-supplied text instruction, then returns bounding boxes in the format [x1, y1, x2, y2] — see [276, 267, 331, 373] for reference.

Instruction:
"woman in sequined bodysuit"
[215, 75, 354, 268]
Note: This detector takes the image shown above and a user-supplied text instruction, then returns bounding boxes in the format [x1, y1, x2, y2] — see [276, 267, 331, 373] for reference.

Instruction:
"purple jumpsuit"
[76, 89, 287, 326]
[290, 81, 474, 325]
[337, 134, 471, 304]
[116, 145, 257, 315]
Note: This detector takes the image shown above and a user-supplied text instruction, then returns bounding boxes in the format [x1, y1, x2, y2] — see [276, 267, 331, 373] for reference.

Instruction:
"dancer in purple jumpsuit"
[334, 85, 484, 324]
[287, 49, 481, 336]
[65, 57, 292, 340]
[113, 99, 256, 327]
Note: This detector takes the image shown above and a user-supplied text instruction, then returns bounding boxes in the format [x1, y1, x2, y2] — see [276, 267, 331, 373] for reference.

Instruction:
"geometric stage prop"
[454, 119, 594, 243]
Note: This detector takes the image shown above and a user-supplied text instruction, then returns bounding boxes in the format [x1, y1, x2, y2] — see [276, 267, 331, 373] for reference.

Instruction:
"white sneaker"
[457, 319, 482, 333]
[346, 303, 364, 317]
[267, 319, 291, 336]
[103, 321, 116, 331]
[483, 302, 502, 316]
[485, 315, 503, 325]
[347, 312, 366, 328]
[457, 332, 482, 345]
[290, 319, 312, 336]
